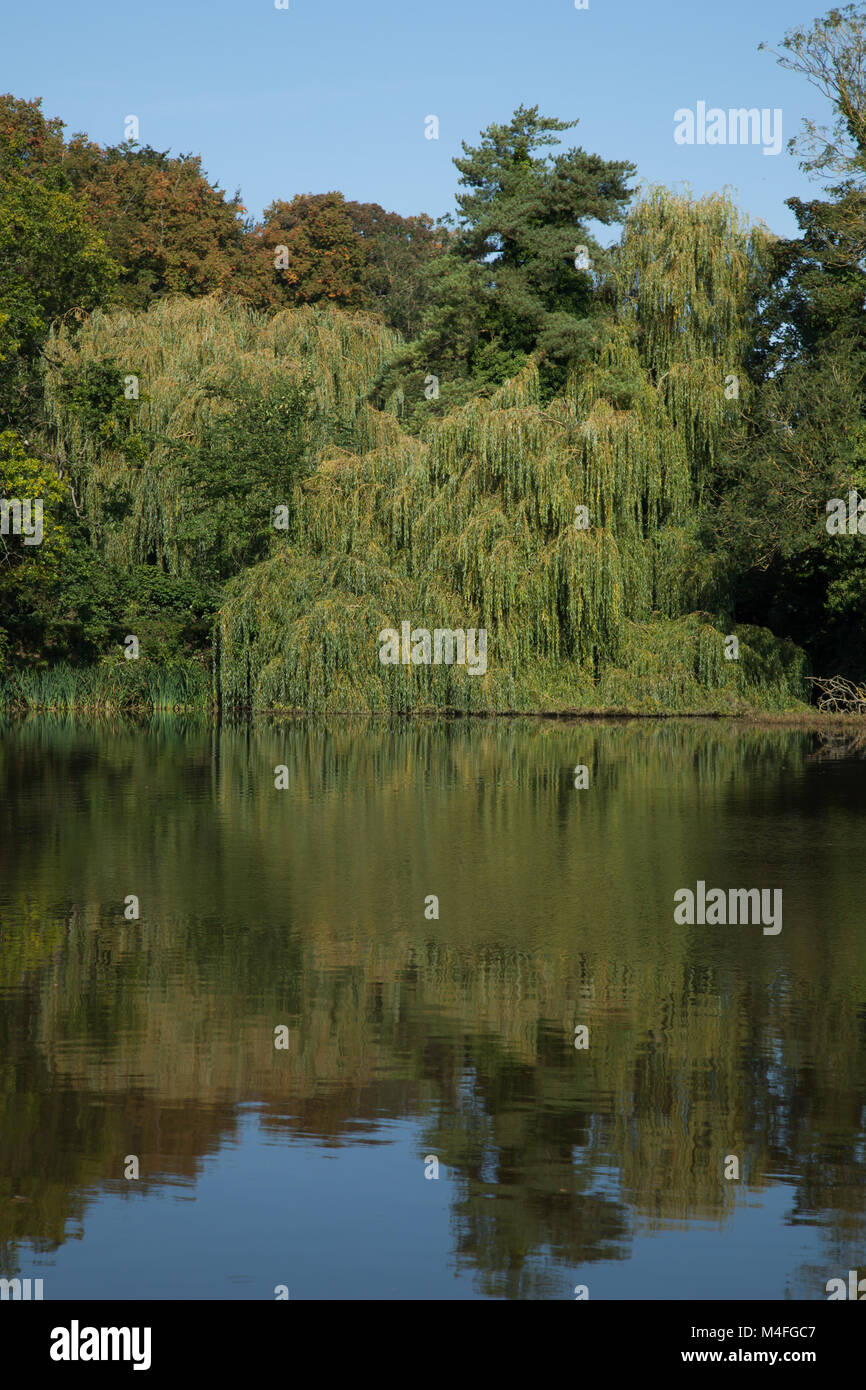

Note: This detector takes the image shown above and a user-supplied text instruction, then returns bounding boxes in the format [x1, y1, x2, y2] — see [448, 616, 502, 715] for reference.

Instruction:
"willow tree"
[41, 295, 404, 582]
[215, 188, 806, 713]
[39, 193, 808, 712]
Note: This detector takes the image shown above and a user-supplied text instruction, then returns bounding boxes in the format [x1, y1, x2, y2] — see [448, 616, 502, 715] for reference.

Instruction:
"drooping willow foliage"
[42, 190, 809, 713]
[42, 296, 405, 578]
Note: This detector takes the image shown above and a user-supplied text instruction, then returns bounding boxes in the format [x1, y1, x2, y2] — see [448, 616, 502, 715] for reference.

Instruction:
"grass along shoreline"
[0, 661, 838, 719]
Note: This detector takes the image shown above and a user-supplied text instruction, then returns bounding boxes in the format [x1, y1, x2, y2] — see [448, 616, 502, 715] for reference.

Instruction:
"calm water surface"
[1, 718, 864, 1299]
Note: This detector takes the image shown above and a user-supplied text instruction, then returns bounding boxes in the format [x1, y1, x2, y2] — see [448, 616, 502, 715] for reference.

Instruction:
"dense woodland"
[1, 6, 865, 712]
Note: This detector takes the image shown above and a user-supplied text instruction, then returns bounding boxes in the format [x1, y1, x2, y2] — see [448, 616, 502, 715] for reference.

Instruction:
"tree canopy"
[378, 105, 636, 423]
[1, 10, 866, 709]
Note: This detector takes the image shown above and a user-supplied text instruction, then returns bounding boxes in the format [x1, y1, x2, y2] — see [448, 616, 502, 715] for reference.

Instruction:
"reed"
[0, 660, 212, 712]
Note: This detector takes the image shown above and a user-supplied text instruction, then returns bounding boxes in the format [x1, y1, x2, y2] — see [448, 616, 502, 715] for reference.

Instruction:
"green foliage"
[3, 82, 855, 711]
[378, 105, 636, 426]
[54, 357, 140, 445]
[0, 654, 211, 711]
[760, 3, 866, 186]
[212, 189, 809, 713]
[0, 95, 120, 425]
[0, 170, 117, 425]
[41, 295, 403, 587]
[170, 374, 314, 584]
[0, 431, 69, 667]
[595, 616, 808, 712]
[43, 551, 216, 668]
[715, 7, 866, 678]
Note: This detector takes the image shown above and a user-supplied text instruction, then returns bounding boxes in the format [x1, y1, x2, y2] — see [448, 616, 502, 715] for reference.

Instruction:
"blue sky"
[5, 0, 835, 239]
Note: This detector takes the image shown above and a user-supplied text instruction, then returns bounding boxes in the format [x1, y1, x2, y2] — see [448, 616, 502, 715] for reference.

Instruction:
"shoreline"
[0, 703, 863, 729]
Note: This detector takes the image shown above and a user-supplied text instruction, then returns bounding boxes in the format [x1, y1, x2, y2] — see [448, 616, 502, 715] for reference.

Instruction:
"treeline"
[0, 93, 446, 685]
[0, 93, 447, 429]
[0, 5, 865, 708]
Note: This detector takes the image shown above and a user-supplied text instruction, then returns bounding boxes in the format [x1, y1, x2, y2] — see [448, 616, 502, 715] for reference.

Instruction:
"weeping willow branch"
[40, 193, 810, 714]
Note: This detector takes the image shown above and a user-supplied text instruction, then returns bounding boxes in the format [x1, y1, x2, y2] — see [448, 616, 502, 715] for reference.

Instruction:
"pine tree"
[378, 106, 635, 423]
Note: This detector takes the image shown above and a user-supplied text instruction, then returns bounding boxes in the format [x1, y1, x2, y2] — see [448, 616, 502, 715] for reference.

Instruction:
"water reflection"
[1, 718, 864, 1298]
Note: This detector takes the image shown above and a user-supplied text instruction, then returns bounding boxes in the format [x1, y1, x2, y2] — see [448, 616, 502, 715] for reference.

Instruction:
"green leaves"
[0, 172, 117, 426]
[0, 430, 70, 666]
[708, 11, 866, 680]
[761, 3, 866, 186]
[174, 374, 314, 582]
[379, 106, 636, 426]
[215, 188, 809, 714]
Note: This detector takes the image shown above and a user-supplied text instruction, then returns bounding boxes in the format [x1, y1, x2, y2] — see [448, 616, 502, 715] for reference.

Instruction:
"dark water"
[1, 718, 864, 1300]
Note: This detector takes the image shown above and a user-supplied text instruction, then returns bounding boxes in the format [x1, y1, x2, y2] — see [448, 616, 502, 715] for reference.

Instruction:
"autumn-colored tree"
[250, 192, 369, 310]
[0, 94, 66, 179]
[246, 191, 446, 335]
[0, 93, 251, 316]
[62, 138, 250, 309]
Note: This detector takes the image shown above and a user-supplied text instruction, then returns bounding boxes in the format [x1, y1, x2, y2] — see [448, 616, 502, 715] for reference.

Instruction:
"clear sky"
[4, 0, 835, 239]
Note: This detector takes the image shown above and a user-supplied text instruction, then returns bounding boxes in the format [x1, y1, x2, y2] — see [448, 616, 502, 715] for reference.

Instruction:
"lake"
[1, 717, 864, 1300]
